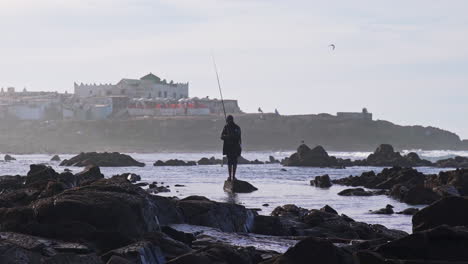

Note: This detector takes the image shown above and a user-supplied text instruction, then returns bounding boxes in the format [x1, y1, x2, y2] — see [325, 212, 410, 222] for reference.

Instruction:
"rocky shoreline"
[0, 161, 465, 263]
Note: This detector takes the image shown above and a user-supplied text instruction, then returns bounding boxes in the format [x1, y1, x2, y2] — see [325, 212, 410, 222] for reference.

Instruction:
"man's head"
[226, 115, 234, 124]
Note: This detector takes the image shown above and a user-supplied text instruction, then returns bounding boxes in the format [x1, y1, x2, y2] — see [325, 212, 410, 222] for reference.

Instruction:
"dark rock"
[320, 205, 338, 215]
[260, 237, 352, 264]
[51, 155, 61, 162]
[425, 169, 468, 195]
[370, 204, 394, 215]
[174, 184, 186, 187]
[125, 173, 141, 183]
[268, 156, 280, 164]
[396, 208, 419, 215]
[334, 167, 441, 204]
[252, 215, 290, 236]
[161, 226, 196, 246]
[413, 196, 468, 232]
[73, 165, 105, 186]
[197, 157, 223, 165]
[362, 144, 432, 167]
[4, 155, 16, 162]
[310, 174, 332, 188]
[262, 204, 269, 207]
[25, 164, 59, 186]
[282, 144, 351, 167]
[376, 225, 468, 262]
[338, 188, 375, 196]
[223, 179, 258, 193]
[168, 244, 262, 264]
[154, 159, 197, 166]
[176, 196, 256, 233]
[135, 182, 148, 187]
[60, 152, 145, 167]
[148, 186, 171, 194]
[436, 156, 468, 168]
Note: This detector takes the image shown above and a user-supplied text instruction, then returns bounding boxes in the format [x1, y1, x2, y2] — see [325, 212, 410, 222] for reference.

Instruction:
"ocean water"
[0, 150, 466, 234]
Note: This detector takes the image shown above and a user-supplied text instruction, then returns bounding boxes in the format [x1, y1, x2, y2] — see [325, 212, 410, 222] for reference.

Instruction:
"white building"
[74, 73, 189, 99]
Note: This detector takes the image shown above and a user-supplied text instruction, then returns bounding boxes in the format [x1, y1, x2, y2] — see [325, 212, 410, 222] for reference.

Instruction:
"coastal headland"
[0, 113, 466, 154]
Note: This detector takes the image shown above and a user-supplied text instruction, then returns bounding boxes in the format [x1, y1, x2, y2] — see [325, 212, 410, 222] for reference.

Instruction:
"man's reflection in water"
[224, 192, 239, 204]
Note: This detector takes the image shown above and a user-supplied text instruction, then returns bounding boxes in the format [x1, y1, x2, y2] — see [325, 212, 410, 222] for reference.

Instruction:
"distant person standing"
[221, 115, 242, 181]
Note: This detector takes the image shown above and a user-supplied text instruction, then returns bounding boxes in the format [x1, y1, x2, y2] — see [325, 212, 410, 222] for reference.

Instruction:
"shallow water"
[0, 150, 465, 233]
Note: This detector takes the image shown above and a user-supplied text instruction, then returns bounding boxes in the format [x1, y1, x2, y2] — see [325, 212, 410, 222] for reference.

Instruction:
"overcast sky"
[1, 0, 467, 138]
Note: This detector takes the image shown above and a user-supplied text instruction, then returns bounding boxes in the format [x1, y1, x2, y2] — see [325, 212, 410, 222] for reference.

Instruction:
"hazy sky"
[1, 0, 467, 138]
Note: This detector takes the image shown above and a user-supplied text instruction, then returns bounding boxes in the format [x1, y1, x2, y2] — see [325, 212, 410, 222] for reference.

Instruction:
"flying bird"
[329, 44, 335, 50]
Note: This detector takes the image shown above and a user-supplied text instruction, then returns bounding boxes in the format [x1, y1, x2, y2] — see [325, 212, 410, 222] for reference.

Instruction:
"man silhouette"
[221, 115, 242, 181]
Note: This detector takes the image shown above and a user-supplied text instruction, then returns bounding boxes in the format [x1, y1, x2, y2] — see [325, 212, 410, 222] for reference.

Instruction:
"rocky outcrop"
[282, 144, 351, 167]
[60, 152, 145, 167]
[396, 208, 419, 215]
[436, 156, 468, 168]
[4, 154, 15, 162]
[425, 168, 468, 196]
[333, 167, 441, 205]
[267, 156, 280, 164]
[310, 175, 332, 188]
[197, 157, 223, 165]
[176, 196, 256, 233]
[223, 179, 258, 193]
[154, 159, 197, 166]
[254, 204, 407, 241]
[50, 155, 61, 161]
[168, 244, 263, 264]
[356, 144, 433, 167]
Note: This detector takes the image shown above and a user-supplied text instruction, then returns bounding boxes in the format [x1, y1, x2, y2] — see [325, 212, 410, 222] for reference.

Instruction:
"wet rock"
[253, 215, 290, 236]
[390, 184, 441, 205]
[260, 237, 352, 264]
[436, 156, 468, 168]
[174, 184, 186, 187]
[4, 154, 16, 162]
[161, 226, 196, 246]
[60, 152, 145, 167]
[148, 186, 171, 194]
[338, 188, 376, 196]
[125, 173, 141, 183]
[176, 196, 256, 233]
[51, 155, 61, 162]
[310, 174, 332, 188]
[197, 157, 223, 165]
[396, 208, 419, 215]
[25, 164, 59, 186]
[413, 196, 468, 232]
[262, 204, 269, 207]
[223, 179, 258, 193]
[370, 204, 394, 215]
[154, 159, 197, 166]
[72, 165, 105, 186]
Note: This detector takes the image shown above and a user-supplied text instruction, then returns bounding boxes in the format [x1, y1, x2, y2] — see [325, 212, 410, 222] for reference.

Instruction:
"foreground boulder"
[154, 159, 197, 166]
[60, 152, 145, 167]
[282, 144, 351, 167]
[412, 196, 468, 232]
[224, 179, 258, 193]
[310, 175, 332, 188]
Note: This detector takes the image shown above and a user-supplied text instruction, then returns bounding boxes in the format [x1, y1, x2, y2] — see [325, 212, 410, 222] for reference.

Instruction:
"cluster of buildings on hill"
[0, 72, 373, 122]
[0, 73, 242, 121]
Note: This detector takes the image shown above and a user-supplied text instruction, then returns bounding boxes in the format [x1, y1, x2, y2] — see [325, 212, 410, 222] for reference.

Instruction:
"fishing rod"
[211, 53, 227, 120]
